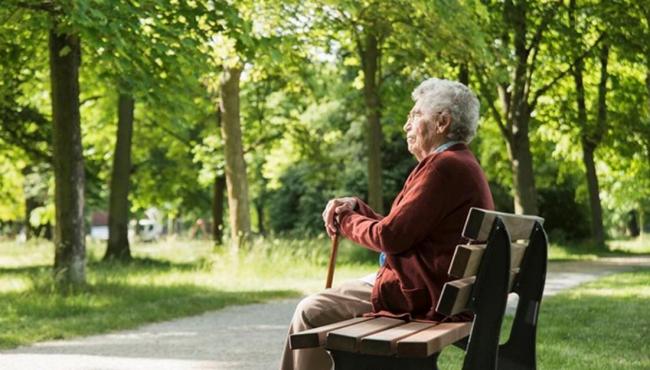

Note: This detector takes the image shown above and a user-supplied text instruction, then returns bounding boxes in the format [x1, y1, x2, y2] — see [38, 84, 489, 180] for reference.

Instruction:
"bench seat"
[291, 316, 472, 358]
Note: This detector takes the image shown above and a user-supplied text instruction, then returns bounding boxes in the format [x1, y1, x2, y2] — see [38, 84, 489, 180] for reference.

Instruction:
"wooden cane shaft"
[325, 234, 339, 289]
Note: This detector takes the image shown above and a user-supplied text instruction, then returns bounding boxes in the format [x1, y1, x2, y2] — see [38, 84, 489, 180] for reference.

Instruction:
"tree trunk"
[24, 195, 40, 239]
[255, 198, 265, 235]
[105, 93, 134, 261]
[588, 41, 609, 247]
[49, 29, 85, 286]
[505, 125, 538, 215]
[582, 141, 605, 246]
[219, 66, 251, 249]
[503, 0, 538, 215]
[570, 1, 606, 247]
[22, 165, 38, 240]
[212, 175, 226, 245]
[646, 60, 650, 113]
[639, 207, 645, 238]
[362, 32, 384, 214]
[458, 63, 469, 85]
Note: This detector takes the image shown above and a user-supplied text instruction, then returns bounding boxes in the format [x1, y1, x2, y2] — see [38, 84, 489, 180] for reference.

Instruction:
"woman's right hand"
[322, 197, 357, 237]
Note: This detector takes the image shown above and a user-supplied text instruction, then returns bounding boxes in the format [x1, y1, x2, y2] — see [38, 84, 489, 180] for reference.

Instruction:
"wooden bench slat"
[463, 207, 544, 241]
[326, 317, 404, 352]
[290, 317, 372, 349]
[448, 244, 485, 279]
[448, 242, 527, 279]
[436, 270, 519, 316]
[359, 322, 437, 356]
[396, 322, 472, 358]
[436, 277, 475, 316]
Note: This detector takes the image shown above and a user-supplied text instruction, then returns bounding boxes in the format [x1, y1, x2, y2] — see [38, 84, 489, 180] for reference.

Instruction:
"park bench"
[290, 207, 548, 370]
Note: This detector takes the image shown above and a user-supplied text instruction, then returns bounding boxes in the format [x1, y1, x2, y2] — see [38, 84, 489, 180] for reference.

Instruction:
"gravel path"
[1, 256, 648, 370]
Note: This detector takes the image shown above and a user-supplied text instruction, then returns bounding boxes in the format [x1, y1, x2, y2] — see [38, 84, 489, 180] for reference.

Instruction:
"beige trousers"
[279, 279, 373, 370]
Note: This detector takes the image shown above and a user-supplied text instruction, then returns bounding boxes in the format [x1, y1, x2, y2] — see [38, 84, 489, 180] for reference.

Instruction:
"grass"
[548, 237, 650, 261]
[0, 235, 648, 364]
[437, 269, 650, 369]
[0, 237, 376, 349]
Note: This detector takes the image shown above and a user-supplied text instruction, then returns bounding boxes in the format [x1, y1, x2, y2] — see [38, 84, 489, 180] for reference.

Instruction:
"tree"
[568, 0, 608, 247]
[476, 0, 602, 215]
[606, 0, 650, 235]
[68, 1, 228, 258]
[219, 65, 252, 248]
[49, 27, 86, 286]
[307, 0, 483, 213]
[0, 7, 54, 239]
[105, 94, 134, 260]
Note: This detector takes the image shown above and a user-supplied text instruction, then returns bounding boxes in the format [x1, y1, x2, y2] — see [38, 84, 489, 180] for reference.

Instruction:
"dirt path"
[1, 257, 648, 370]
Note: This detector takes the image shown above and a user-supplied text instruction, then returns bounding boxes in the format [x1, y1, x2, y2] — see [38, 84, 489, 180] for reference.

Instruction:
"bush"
[538, 186, 591, 240]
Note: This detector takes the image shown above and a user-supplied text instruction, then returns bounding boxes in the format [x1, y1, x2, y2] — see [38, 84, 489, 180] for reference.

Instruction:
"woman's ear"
[436, 111, 452, 134]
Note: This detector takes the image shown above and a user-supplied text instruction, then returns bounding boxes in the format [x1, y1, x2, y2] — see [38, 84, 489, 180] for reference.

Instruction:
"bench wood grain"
[359, 321, 437, 356]
[463, 208, 543, 241]
[437, 270, 519, 316]
[290, 317, 372, 349]
[396, 322, 472, 358]
[448, 242, 527, 279]
[326, 317, 404, 352]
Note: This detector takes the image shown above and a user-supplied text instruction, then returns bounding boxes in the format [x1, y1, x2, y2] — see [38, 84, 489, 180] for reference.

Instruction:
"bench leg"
[329, 350, 440, 370]
[462, 219, 511, 370]
[498, 222, 547, 370]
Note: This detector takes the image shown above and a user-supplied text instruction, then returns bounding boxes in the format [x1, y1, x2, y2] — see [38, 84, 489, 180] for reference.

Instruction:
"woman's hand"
[322, 197, 357, 237]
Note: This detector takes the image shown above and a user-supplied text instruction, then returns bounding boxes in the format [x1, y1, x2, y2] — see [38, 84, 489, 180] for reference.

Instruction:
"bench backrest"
[436, 207, 548, 370]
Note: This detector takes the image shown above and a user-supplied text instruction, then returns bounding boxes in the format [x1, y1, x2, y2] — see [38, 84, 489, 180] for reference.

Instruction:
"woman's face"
[403, 101, 438, 161]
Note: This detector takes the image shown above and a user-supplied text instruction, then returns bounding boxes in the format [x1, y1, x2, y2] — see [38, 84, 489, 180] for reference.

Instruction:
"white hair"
[411, 78, 480, 143]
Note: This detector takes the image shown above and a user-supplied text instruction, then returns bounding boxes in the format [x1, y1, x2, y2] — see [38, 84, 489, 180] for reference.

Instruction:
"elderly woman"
[280, 78, 494, 370]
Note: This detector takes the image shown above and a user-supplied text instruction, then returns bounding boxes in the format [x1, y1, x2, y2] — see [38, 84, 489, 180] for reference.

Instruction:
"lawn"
[437, 269, 650, 370]
[548, 237, 650, 261]
[0, 237, 376, 349]
[0, 235, 648, 370]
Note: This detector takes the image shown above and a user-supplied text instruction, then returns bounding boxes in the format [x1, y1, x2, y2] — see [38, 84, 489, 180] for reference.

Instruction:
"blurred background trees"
[1, 0, 649, 285]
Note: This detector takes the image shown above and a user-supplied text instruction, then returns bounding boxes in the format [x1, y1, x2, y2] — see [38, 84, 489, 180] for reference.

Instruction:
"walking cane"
[325, 233, 339, 289]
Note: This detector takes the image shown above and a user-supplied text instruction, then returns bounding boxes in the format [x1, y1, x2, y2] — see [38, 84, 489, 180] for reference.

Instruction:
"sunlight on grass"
[548, 243, 599, 261]
[0, 275, 31, 293]
[438, 270, 650, 370]
[548, 236, 650, 261]
[563, 270, 650, 298]
[536, 270, 650, 369]
[2, 236, 647, 361]
[0, 237, 376, 349]
[0, 239, 53, 268]
[608, 238, 650, 254]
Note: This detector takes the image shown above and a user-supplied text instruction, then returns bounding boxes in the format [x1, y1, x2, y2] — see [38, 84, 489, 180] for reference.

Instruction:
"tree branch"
[142, 119, 193, 148]
[243, 133, 283, 154]
[474, 65, 511, 141]
[80, 95, 102, 107]
[529, 33, 605, 111]
[12, 0, 58, 13]
[526, 0, 562, 54]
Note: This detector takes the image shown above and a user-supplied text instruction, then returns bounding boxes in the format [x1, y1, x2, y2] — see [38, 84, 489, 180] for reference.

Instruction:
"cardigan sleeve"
[352, 197, 384, 220]
[338, 157, 449, 255]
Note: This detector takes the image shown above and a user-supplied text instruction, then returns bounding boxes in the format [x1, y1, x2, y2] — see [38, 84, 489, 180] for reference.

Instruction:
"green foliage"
[538, 186, 591, 241]
[0, 0, 648, 242]
[267, 162, 331, 235]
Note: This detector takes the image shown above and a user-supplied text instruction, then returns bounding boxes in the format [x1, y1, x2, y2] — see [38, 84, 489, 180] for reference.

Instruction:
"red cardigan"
[338, 143, 494, 321]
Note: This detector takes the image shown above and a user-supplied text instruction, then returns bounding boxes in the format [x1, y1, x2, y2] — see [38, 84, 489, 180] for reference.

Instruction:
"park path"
[1, 256, 648, 370]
